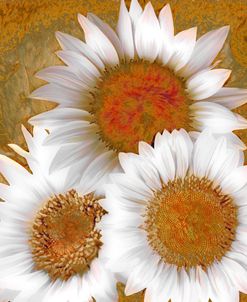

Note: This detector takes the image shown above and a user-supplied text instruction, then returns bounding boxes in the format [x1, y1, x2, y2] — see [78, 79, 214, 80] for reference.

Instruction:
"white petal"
[88, 259, 117, 301]
[207, 263, 238, 302]
[219, 132, 246, 150]
[44, 122, 97, 145]
[155, 266, 178, 302]
[186, 68, 231, 100]
[78, 150, 118, 195]
[169, 27, 197, 72]
[232, 185, 247, 206]
[8, 144, 29, 160]
[204, 87, 247, 109]
[192, 130, 217, 178]
[138, 141, 156, 159]
[0, 272, 34, 291]
[194, 267, 211, 302]
[152, 132, 176, 183]
[56, 50, 101, 84]
[191, 101, 247, 133]
[231, 241, 247, 256]
[65, 276, 85, 302]
[129, 0, 143, 27]
[221, 166, 247, 194]
[0, 289, 19, 301]
[42, 282, 63, 302]
[29, 108, 90, 128]
[0, 155, 31, 185]
[111, 243, 151, 273]
[102, 183, 146, 212]
[78, 14, 119, 66]
[29, 83, 90, 108]
[0, 184, 10, 202]
[125, 253, 160, 295]
[220, 257, 247, 294]
[179, 26, 229, 78]
[55, 31, 105, 70]
[118, 152, 139, 176]
[135, 2, 161, 62]
[190, 131, 246, 150]
[196, 135, 243, 184]
[87, 13, 124, 60]
[35, 66, 88, 91]
[111, 173, 153, 199]
[117, 0, 135, 60]
[178, 269, 191, 302]
[210, 146, 243, 184]
[236, 225, 247, 243]
[158, 4, 174, 64]
[227, 251, 247, 269]
[12, 273, 50, 301]
[170, 129, 193, 178]
[118, 152, 161, 190]
[21, 125, 40, 160]
[49, 140, 98, 172]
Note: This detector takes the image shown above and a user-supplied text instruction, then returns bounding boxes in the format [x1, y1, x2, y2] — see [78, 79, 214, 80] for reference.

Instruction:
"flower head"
[100, 129, 247, 302]
[0, 126, 116, 302]
[29, 0, 247, 180]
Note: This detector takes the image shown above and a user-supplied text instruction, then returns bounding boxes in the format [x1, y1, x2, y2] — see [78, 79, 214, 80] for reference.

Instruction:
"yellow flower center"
[91, 60, 192, 153]
[29, 190, 105, 281]
[144, 176, 238, 269]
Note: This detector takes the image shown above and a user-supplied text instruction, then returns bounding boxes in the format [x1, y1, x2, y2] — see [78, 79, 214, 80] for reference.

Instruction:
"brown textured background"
[0, 0, 247, 301]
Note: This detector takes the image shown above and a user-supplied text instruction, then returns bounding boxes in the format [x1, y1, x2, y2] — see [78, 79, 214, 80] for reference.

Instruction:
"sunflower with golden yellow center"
[0, 126, 117, 301]
[100, 129, 247, 302]
[29, 0, 247, 181]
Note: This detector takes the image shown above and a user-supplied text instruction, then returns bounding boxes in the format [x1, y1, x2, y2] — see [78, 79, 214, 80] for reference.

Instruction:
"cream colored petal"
[117, 0, 135, 60]
[78, 14, 119, 66]
[135, 2, 161, 62]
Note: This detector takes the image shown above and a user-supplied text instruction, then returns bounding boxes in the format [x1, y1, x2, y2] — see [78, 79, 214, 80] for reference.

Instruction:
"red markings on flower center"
[92, 61, 191, 153]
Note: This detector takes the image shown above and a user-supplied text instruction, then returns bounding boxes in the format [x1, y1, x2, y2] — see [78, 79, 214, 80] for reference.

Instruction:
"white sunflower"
[99, 129, 247, 302]
[29, 0, 247, 180]
[0, 126, 117, 302]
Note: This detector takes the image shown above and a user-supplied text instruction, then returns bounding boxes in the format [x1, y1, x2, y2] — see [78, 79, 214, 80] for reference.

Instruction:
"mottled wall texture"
[0, 0, 247, 301]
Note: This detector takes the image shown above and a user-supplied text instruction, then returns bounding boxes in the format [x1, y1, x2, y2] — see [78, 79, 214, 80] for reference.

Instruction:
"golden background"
[0, 0, 247, 301]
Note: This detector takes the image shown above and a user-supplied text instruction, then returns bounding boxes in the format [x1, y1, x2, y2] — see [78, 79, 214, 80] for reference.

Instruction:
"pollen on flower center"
[144, 176, 238, 270]
[91, 60, 192, 153]
[29, 190, 105, 281]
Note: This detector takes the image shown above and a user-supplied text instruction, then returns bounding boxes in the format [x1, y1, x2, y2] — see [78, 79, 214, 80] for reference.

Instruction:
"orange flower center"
[29, 190, 105, 281]
[91, 60, 192, 153]
[144, 176, 238, 269]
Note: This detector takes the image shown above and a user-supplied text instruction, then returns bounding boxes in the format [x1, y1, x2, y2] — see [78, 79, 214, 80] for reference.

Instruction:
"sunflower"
[100, 129, 247, 302]
[29, 0, 247, 180]
[0, 126, 116, 302]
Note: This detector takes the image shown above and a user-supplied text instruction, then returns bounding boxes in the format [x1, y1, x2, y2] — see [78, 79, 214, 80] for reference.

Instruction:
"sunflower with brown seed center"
[100, 129, 247, 302]
[0, 126, 117, 301]
[29, 0, 247, 181]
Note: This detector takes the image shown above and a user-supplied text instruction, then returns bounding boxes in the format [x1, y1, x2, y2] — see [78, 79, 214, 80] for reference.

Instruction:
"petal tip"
[144, 1, 155, 14]
[165, 3, 171, 9]
[130, 0, 142, 10]
[124, 283, 138, 296]
[222, 25, 230, 32]
[225, 69, 232, 79]
[55, 31, 62, 38]
[28, 91, 35, 99]
[21, 124, 27, 133]
[34, 69, 43, 79]
[28, 116, 35, 125]
[190, 26, 198, 34]
[77, 13, 86, 26]
[160, 3, 172, 15]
